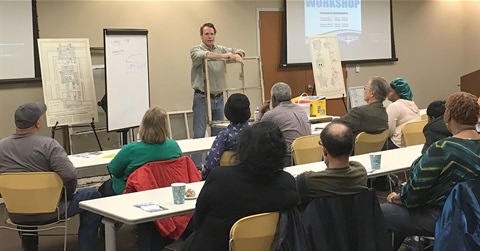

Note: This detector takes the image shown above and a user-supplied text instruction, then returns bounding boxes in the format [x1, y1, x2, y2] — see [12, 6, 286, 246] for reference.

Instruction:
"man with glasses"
[334, 76, 389, 138]
[295, 122, 368, 210]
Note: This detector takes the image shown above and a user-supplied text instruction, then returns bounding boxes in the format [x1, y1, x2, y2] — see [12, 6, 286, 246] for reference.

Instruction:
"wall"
[0, 0, 478, 140]
[463, 0, 480, 73]
[345, 0, 469, 109]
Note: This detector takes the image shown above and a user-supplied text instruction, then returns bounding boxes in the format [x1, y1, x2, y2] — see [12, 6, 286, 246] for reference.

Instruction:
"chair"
[291, 134, 323, 165]
[301, 189, 390, 251]
[354, 130, 389, 155]
[220, 150, 237, 166]
[401, 120, 428, 147]
[229, 212, 279, 251]
[124, 156, 201, 240]
[0, 172, 68, 251]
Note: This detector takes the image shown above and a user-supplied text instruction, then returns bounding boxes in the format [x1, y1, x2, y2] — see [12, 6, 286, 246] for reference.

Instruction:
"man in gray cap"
[0, 102, 102, 251]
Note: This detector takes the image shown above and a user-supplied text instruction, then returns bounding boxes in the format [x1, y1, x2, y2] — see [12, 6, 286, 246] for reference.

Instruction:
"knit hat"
[14, 102, 47, 129]
[224, 93, 251, 123]
[390, 78, 413, 101]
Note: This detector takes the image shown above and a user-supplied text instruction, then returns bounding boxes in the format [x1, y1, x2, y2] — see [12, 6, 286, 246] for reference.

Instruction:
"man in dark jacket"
[422, 100, 452, 154]
[335, 76, 389, 138]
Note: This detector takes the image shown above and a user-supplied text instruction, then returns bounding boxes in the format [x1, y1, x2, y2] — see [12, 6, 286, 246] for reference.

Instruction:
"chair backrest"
[291, 134, 323, 165]
[124, 156, 201, 194]
[354, 130, 389, 155]
[401, 120, 428, 147]
[229, 212, 280, 251]
[220, 151, 237, 166]
[421, 114, 428, 121]
[301, 189, 389, 251]
[0, 172, 63, 214]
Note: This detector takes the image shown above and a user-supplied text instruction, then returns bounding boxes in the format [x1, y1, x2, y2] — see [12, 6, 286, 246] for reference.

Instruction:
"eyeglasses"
[318, 141, 323, 147]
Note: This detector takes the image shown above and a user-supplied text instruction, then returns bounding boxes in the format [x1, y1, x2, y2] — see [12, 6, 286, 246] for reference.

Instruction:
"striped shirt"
[401, 137, 480, 209]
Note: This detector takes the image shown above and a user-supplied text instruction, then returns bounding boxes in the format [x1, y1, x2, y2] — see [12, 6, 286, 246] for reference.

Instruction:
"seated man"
[0, 103, 102, 251]
[203, 93, 251, 179]
[422, 100, 451, 154]
[335, 76, 389, 138]
[296, 122, 368, 210]
[256, 82, 311, 166]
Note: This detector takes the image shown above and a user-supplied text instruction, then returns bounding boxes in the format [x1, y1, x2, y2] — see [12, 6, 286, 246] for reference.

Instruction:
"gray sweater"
[0, 133, 76, 223]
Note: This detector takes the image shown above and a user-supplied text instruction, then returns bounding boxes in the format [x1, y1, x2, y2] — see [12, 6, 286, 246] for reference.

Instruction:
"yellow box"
[310, 98, 326, 117]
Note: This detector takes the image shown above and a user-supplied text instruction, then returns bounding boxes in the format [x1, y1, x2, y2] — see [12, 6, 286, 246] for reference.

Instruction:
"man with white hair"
[257, 82, 311, 166]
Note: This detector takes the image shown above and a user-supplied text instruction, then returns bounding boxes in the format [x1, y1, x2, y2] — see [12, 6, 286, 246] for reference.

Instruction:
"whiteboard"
[104, 29, 150, 131]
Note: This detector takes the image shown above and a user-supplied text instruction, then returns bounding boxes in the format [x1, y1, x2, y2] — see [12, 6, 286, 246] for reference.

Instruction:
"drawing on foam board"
[38, 39, 98, 127]
[309, 35, 346, 99]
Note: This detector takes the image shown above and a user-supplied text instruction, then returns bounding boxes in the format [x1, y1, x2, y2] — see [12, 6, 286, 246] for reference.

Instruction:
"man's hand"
[386, 192, 402, 204]
[259, 100, 271, 114]
[225, 53, 243, 63]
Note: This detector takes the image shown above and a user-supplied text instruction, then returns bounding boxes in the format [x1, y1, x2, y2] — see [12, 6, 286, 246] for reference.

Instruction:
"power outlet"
[355, 64, 360, 73]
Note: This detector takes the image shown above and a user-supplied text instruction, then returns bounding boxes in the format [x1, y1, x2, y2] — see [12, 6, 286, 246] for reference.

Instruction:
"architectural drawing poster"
[38, 38, 98, 127]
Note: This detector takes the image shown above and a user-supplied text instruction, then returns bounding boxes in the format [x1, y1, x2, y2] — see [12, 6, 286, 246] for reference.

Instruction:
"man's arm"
[191, 46, 244, 65]
[48, 140, 77, 197]
[334, 106, 363, 131]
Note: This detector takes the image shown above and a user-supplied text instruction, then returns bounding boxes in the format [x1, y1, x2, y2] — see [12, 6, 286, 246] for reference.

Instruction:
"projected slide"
[286, 0, 393, 64]
[305, 0, 361, 44]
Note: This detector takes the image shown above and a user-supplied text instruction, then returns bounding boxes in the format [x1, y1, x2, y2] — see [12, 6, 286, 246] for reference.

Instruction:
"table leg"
[102, 218, 118, 250]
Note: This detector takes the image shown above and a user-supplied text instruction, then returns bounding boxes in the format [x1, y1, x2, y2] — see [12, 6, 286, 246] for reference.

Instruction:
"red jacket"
[124, 156, 201, 240]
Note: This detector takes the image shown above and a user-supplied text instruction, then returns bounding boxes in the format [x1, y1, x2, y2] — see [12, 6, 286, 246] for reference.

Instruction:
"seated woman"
[421, 100, 452, 154]
[202, 93, 250, 179]
[98, 106, 183, 251]
[182, 121, 300, 251]
[383, 78, 421, 150]
[99, 106, 182, 196]
[381, 92, 480, 251]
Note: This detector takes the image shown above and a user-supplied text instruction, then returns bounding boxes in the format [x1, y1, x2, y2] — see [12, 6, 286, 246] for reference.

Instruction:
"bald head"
[320, 122, 354, 158]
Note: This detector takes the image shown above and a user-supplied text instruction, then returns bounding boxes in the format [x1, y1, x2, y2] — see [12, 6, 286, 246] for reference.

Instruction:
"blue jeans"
[19, 187, 102, 251]
[191, 91, 224, 167]
[381, 203, 440, 251]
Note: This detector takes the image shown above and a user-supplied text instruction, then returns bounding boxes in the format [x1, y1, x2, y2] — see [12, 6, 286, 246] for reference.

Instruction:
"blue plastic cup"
[171, 183, 186, 204]
[370, 153, 382, 170]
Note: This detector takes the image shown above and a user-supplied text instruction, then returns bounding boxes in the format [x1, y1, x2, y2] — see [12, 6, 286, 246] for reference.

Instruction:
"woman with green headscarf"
[384, 78, 421, 149]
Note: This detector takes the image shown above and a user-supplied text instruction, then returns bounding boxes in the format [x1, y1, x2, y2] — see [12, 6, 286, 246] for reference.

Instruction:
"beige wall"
[0, 0, 478, 139]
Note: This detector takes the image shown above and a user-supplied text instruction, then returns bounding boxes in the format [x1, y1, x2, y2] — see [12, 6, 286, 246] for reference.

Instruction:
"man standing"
[335, 76, 389, 138]
[190, 22, 245, 167]
[0, 103, 102, 251]
[257, 82, 311, 166]
[295, 122, 368, 210]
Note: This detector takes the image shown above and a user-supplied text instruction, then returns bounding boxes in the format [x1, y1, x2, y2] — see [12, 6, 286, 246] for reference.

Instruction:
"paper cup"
[369, 153, 382, 170]
[171, 183, 186, 204]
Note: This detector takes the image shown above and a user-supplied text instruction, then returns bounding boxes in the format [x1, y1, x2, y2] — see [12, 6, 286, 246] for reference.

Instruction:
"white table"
[69, 137, 215, 177]
[79, 144, 422, 250]
[311, 122, 330, 134]
[80, 182, 205, 250]
[285, 144, 422, 178]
